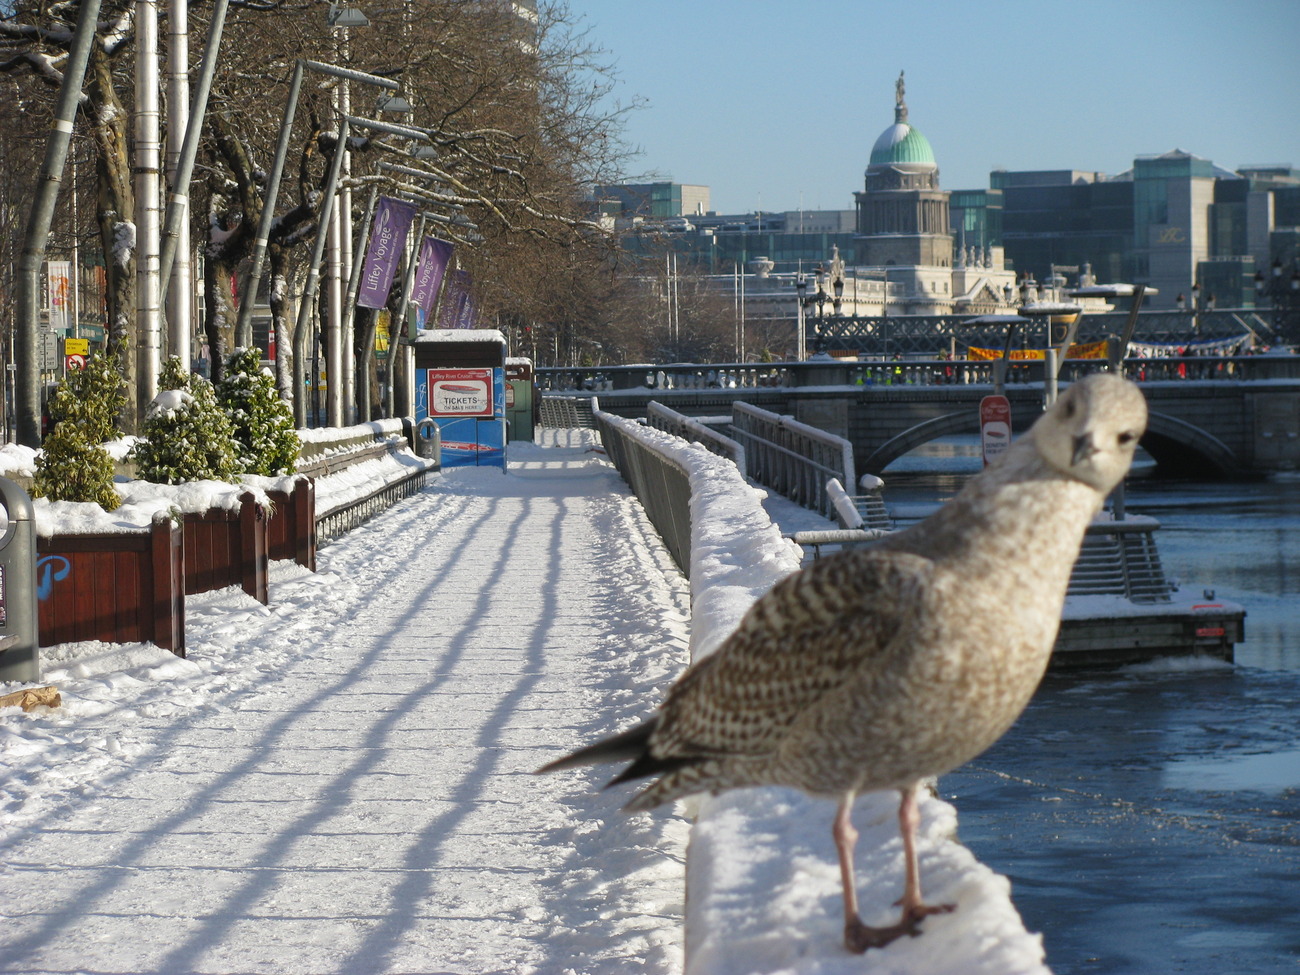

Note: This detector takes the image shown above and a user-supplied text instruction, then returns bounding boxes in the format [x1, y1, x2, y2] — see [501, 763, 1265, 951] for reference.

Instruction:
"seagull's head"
[1034, 373, 1148, 492]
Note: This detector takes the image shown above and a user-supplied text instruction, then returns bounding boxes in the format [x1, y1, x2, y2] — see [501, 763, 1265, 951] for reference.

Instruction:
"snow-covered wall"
[597, 414, 1052, 974]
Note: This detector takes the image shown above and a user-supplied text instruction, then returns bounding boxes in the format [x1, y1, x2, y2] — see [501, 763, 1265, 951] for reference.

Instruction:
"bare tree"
[1, 0, 643, 430]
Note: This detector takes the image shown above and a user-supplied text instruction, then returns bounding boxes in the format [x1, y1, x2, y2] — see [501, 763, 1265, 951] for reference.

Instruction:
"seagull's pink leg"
[833, 792, 862, 929]
[839, 785, 955, 954]
[896, 783, 956, 923]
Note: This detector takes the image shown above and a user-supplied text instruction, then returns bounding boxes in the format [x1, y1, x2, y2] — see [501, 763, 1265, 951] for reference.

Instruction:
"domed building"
[854, 73, 955, 309]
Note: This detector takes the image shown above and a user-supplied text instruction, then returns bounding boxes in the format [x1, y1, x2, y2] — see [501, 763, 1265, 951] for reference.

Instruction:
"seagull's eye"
[1118, 431, 1137, 446]
[1063, 399, 1076, 419]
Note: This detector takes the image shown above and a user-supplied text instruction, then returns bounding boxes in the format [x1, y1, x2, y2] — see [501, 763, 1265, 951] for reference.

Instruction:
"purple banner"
[357, 196, 416, 310]
[410, 237, 455, 313]
[437, 270, 476, 330]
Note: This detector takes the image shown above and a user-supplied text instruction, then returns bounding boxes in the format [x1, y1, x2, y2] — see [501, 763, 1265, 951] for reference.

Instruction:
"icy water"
[883, 439, 1300, 974]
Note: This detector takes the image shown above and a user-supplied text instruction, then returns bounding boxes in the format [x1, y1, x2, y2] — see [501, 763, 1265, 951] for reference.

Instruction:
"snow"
[594, 414, 1050, 975]
[28, 478, 273, 538]
[0, 444, 37, 479]
[415, 328, 507, 345]
[297, 418, 404, 445]
[147, 387, 194, 417]
[0, 430, 1050, 974]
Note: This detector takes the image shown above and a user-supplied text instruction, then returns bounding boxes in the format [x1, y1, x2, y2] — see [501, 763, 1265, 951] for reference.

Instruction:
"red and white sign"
[980, 395, 1011, 467]
[65, 354, 87, 371]
[428, 368, 494, 417]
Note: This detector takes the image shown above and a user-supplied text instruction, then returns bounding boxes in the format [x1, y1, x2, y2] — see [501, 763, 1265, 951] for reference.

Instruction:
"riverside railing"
[730, 402, 855, 521]
[645, 401, 746, 471]
[594, 410, 693, 573]
[539, 394, 599, 428]
[539, 352, 1300, 393]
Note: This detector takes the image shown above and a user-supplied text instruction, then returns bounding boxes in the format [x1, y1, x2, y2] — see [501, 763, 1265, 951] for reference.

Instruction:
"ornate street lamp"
[794, 274, 809, 360]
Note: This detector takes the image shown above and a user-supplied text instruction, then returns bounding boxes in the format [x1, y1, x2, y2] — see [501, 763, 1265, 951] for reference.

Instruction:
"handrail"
[645, 401, 746, 471]
[539, 394, 600, 428]
[537, 352, 1300, 392]
[593, 410, 693, 573]
[730, 402, 855, 520]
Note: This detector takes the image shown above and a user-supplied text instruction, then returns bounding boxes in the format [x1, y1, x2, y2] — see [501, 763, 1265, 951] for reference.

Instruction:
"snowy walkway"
[0, 431, 691, 974]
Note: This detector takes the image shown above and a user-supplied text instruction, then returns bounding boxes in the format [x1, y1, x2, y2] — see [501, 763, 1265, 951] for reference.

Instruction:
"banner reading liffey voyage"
[409, 237, 455, 314]
[438, 269, 476, 329]
[357, 197, 417, 310]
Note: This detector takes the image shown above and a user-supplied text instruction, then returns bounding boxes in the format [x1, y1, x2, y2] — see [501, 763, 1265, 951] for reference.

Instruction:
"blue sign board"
[416, 367, 506, 468]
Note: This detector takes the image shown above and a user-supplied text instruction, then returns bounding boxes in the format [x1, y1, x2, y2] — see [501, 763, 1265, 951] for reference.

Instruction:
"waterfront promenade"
[0, 430, 1046, 974]
[0, 431, 692, 973]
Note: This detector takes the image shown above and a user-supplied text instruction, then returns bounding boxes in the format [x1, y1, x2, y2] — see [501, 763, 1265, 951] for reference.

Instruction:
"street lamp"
[1254, 259, 1300, 347]
[289, 111, 431, 426]
[326, 3, 369, 27]
[794, 273, 808, 360]
[233, 58, 408, 348]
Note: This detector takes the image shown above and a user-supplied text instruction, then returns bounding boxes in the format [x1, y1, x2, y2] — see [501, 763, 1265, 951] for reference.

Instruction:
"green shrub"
[217, 347, 300, 475]
[130, 357, 241, 484]
[32, 350, 128, 509]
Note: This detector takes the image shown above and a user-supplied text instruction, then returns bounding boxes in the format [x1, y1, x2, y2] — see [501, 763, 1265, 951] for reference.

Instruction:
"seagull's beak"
[1071, 434, 1096, 466]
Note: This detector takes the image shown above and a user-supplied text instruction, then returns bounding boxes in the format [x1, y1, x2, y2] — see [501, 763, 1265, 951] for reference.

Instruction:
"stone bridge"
[545, 356, 1300, 477]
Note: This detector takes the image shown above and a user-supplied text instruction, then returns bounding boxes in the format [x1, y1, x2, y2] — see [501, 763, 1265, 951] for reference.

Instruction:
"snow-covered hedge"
[596, 413, 1051, 974]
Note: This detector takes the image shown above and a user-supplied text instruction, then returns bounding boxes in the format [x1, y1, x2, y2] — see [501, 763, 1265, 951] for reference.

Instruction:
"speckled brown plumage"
[542, 373, 1148, 953]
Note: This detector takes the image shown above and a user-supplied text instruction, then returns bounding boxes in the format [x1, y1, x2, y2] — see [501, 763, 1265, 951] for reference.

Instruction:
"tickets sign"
[428, 368, 494, 417]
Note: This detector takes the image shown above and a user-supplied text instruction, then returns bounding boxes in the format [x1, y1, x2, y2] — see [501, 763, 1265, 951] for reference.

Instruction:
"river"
[882, 439, 1300, 974]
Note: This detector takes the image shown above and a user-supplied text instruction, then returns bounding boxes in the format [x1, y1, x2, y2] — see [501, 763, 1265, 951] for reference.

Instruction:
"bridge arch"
[862, 404, 1044, 473]
[1140, 411, 1242, 477]
[861, 407, 1244, 477]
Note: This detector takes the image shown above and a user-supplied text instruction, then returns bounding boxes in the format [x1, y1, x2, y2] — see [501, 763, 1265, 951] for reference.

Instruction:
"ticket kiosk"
[414, 330, 507, 469]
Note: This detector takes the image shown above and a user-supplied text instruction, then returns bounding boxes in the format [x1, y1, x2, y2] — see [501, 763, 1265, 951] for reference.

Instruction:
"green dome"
[869, 122, 936, 170]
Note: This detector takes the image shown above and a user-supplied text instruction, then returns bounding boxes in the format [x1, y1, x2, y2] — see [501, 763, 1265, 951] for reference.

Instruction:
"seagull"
[541, 373, 1148, 953]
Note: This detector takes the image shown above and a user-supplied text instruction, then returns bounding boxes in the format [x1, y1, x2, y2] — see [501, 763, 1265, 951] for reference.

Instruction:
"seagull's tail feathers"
[535, 717, 659, 776]
[537, 716, 712, 812]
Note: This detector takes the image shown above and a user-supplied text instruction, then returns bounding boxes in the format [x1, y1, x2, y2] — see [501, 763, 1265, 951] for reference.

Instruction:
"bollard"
[0, 477, 40, 684]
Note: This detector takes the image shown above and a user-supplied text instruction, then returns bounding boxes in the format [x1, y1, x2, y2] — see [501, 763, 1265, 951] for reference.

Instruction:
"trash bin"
[415, 417, 441, 463]
[0, 477, 40, 684]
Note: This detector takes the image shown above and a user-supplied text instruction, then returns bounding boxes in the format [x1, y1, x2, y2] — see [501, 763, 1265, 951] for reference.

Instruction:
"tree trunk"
[202, 254, 238, 384]
[86, 50, 137, 429]
[267, 250, 294, 403]
[355, 308, 380, 420]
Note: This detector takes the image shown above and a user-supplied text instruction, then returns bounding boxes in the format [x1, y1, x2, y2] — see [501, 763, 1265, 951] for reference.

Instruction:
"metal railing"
[730, 402, 855, 520]
[594, 411, 693, 574]
[645, 402, 746, 470]
[1068, 519, 1173, 603]
[539, 364, 790, 393]
[315, 459, 432, 547]
[539, 394, 599, 428]
[538, 351, 1300, 393]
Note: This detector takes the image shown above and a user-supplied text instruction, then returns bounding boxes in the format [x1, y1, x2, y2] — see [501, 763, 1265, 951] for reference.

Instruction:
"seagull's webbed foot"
[844, 901, 955, 954]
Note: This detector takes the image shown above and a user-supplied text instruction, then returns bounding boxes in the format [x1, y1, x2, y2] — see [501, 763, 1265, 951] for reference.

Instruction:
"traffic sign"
[980, 395, 1011, 467]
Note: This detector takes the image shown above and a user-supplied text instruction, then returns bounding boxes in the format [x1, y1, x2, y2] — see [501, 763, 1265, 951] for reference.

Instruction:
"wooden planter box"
[265, 476, 316, 571]
[37, 515, 186, 656]
[181, 491, 269, 604]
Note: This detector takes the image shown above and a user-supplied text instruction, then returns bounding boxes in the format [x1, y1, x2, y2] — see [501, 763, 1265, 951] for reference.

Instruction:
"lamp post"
[233, 59, 406, 348]
[794, 273, 808, 360]
[290, 112, 431, 427]
[1255, 259, 1300, 347]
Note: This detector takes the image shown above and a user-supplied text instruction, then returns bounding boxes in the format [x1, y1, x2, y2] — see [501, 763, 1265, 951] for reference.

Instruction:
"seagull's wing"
[649, 548, 936, 760]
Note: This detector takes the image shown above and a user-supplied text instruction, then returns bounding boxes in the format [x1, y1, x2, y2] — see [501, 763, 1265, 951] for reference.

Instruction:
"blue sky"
[574, 0, 1300, 215]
